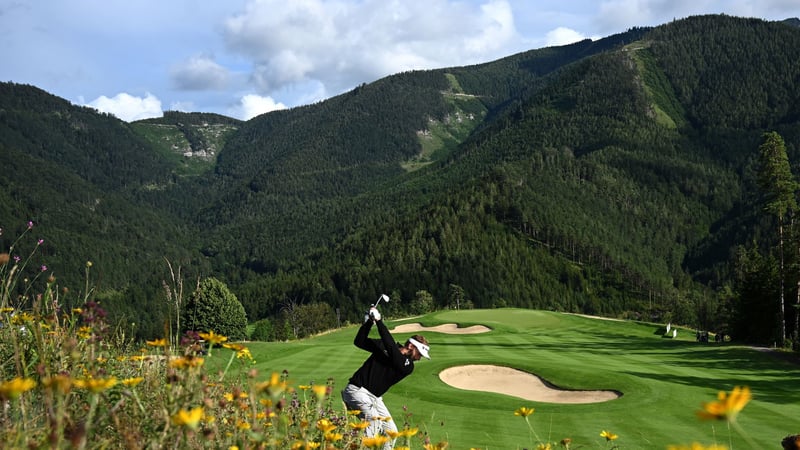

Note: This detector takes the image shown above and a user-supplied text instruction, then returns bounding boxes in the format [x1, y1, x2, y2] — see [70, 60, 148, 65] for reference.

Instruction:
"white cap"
[408, 338, 430, 359]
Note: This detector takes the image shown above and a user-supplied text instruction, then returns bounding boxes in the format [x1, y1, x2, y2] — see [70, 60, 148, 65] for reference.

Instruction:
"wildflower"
[316, 418, 336, 433]
[0, 307, 14, 313]
[37, 239, 44, 245]
[399, 427, 419, 437]
[169, 356, 204, 369]
[146, 338, 167, 347]
[312, 384, 327, 400]
[697, 386, 751, 421]
[363, 436, 390, 449]
[255, 372, 288, 397]
[42, 374, 72, 395]
[666, 444, 728, 450]
[324, 431, 343, 442]
[348, 421, 369, 430]
[171, 406, 204, 430]
[122, 377, 144, 387]
[0, 377, 37, 400]
[41, 265, 47, 272]
[514, 406, 535, 417]
[423, 442, 449, 450]
[76, 326, 93, 339]
[236, 421, 251, 430]
[560, 438, 572, 448]
[73, 377, 117, 393]
[291, 441, 321, 450]
[222, 342, 253, 360]
[11, 312, 33, 325]
[72, 307, 83, 315]
[198, 331, 228, 345]
[27, 221, 33, 229]
[537, 444, 552, 450]
[600, 430, 618, 441]
[86, 261, 92, 268]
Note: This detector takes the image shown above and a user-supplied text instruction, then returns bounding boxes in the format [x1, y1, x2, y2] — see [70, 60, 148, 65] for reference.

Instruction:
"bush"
[181, 277, 247, 340]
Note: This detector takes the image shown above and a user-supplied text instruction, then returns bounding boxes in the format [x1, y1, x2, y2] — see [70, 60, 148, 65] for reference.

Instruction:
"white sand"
[439, 364, 620, 404]
[390, 322, 491, 334]
[391, 322, 620, 404]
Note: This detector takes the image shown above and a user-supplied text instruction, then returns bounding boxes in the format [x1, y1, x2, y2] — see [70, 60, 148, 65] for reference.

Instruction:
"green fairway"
[228, 309, 800, 449]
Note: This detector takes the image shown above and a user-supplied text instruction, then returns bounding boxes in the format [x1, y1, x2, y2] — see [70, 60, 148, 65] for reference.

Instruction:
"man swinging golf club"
[341, 294, 430, 449]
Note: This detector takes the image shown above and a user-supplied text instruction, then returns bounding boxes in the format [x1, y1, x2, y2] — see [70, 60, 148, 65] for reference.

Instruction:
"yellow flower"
[537, 444, 552, 450]
[146, 338, 167, 347]
[11, 312, 34, 325]
[0, 377, 37, 400]
[171, 406, 204, 430]
[362, 436, 390, 449]
[600, 430, 618, 441]
[697, 386, 751, 421]
[169, 356, 204, 369]
[514, 406, 535, 417]
[236, 421, 251, 430]
[255, 372, 287, 397]
[122, 377, 144, 387]
[0, 307, 14, 313]
[71, 307, 83, 315]
[198, 331, 228, 345]
[76, 326, 93, 339]
[347, 409, 362, 416]
[291, 441, 320, 450]
[348, 421, 369, 430]
[73, 377, 117, 393]
[42, 374, 72, 395]
[423, 442, 449, 450]
[312, 384, 327, 399]
[667, 444, 728, 450]
[316, 418, 336, 433]
[324, 432, 343, 442]
[399, 427, 419, 437]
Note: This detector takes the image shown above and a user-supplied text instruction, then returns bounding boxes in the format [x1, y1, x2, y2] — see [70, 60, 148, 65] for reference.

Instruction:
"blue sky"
[1, 0, 796, 121]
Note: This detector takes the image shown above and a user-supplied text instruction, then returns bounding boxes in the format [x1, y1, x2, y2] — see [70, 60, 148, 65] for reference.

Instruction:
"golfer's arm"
[375, 320, 405, 366]
[353, 320, 373, 350]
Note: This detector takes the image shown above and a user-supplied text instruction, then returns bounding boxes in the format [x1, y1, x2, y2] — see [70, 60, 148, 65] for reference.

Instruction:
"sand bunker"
[439, 365, 621, 404]
[390, 323, 491, 334]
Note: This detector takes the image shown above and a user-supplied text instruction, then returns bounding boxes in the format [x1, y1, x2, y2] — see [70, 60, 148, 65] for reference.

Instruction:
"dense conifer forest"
[1, 15, 799, 346]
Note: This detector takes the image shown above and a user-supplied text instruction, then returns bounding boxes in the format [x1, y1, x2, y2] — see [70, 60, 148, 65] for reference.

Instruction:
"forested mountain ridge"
[1, 14, 799, 342]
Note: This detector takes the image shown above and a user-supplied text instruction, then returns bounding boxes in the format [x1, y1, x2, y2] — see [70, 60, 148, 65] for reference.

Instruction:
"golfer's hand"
[369, 307, 381, 321]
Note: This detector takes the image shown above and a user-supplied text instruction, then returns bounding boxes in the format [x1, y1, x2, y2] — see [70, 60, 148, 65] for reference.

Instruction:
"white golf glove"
[364, 311, 371, 323]
[369, 307, 381, 321]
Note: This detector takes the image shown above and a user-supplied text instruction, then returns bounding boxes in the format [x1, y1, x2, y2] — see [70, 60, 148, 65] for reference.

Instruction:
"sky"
[1, 1, 797, 122]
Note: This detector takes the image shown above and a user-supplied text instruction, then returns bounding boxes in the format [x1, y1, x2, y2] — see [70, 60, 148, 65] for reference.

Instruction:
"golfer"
[341, 305, 430, 448]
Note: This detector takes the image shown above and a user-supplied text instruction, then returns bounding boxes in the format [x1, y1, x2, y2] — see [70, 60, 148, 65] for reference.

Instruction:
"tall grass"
[0, 223, 780, 449]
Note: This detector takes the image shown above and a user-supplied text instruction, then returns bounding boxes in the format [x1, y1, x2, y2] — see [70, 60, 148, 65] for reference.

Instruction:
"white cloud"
[222, 0, 526, 100]
[545, 27, 587, 46]
[229, 94, 287, 120]
[170, 54, 230, 90]
[86, 92, 163, 122]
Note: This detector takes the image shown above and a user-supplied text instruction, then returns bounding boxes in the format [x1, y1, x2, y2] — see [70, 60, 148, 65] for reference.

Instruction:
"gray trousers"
[341, 383, 398, 449]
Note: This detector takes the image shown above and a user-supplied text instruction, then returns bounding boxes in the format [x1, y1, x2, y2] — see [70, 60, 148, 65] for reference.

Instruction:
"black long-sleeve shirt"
[347, 319, 414, 397]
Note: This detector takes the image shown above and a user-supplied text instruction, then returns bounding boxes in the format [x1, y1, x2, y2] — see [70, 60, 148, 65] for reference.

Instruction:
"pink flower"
[27, 221, 33, 229]
[41, 265, 47, 272]
[13, 256, 20, 263]
[37, 239, 44, 245]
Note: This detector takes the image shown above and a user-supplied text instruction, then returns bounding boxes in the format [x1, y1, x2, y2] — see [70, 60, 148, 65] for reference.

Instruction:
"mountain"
[1, 14, 799, 341]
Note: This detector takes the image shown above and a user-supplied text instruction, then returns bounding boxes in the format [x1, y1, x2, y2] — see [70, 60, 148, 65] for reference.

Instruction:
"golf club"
[372, 294, 390, 308]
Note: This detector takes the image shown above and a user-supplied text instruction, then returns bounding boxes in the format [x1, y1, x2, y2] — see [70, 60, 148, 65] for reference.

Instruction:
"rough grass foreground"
[0, 224, 788, 449]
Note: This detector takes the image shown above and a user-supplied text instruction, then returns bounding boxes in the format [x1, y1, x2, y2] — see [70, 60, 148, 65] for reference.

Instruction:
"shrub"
[181, 277, 248, 340]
